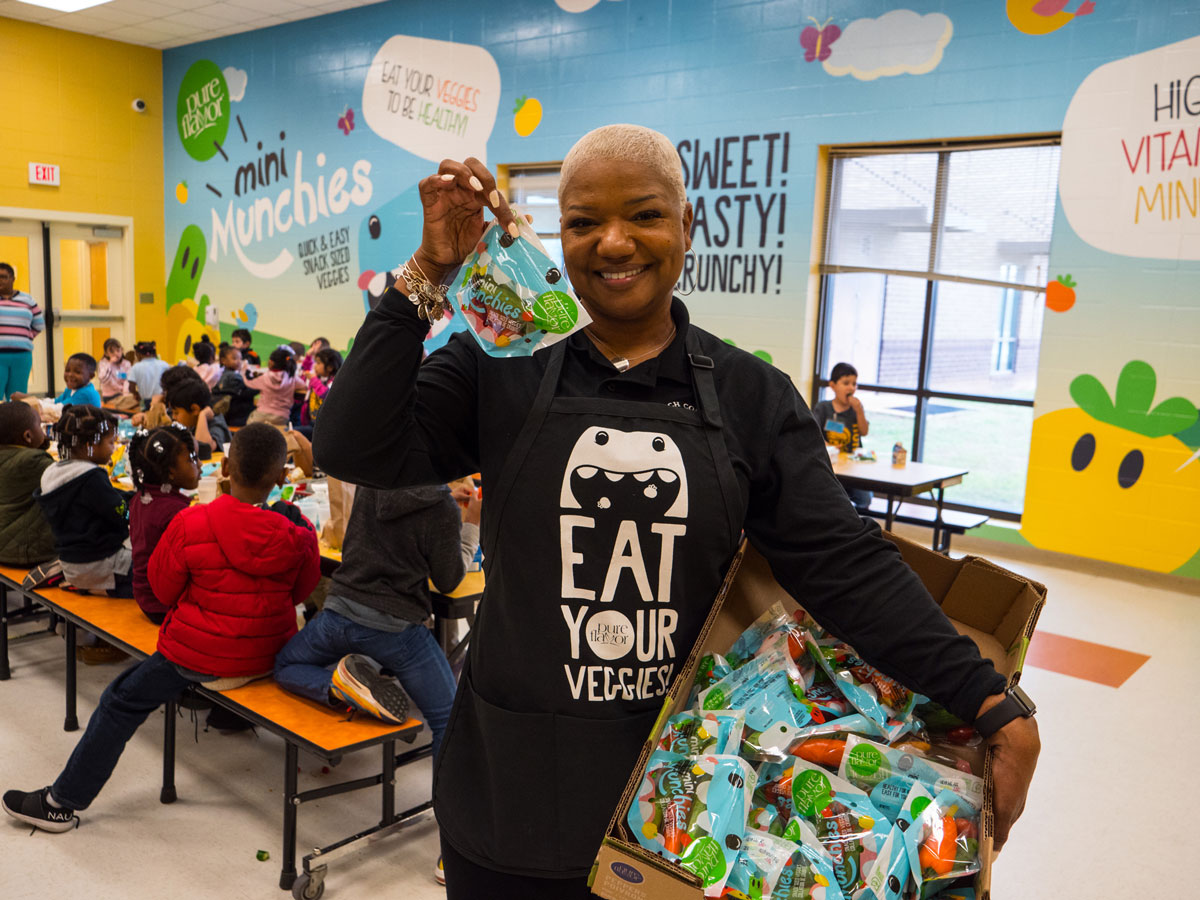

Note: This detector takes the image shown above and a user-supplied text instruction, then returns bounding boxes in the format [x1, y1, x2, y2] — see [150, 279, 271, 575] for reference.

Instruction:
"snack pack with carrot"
[902, 789, 982, 894]
[838, 735, 985, 820]
[698, 652, 820, 761]
[629, 751, 756, 895]
[750, 757, 889, 895]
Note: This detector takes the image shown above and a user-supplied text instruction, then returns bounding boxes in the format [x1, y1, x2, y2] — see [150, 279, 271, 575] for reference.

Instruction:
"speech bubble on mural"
[362, 35, 500, 164]
[1060, 34, 1200, 260]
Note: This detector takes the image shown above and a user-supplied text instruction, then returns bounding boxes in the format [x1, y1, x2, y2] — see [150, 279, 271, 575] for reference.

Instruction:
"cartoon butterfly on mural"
[338, 107, 355, 135]
[800, 16, 841, 63]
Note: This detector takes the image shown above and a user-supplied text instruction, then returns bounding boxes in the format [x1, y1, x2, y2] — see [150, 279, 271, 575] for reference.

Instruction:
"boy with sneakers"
[3, 423, 320, 832]
[274, 482, 481, 754]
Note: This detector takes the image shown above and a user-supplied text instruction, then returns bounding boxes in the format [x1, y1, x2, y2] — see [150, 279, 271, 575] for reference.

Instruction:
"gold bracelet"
[398, 258, 451, 323]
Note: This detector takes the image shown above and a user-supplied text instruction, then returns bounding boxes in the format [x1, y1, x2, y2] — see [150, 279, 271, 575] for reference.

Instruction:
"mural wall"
[162, 0, 1200, 577]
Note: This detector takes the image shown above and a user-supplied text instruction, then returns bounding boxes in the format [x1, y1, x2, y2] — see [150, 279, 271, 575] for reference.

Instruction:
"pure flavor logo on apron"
[558, 424, 689, 704]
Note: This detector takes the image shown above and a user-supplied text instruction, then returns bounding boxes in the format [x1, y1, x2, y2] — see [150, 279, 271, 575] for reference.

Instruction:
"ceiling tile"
[0, 2, 59, 22]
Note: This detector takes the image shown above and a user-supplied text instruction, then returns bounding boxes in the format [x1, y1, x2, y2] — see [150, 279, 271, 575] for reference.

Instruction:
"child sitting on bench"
[3, 423, 321, 832]
[127, 424, 201, 624]
[0, 400, 55, 567]
[34, 405, 133, 598]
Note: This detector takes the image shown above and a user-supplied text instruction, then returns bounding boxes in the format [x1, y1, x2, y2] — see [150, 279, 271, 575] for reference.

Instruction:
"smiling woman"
[312, 124, 1037, 899]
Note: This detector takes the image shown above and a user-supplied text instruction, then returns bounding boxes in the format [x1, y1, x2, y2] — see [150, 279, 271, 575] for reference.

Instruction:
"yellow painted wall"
[0, 18, 165, 348]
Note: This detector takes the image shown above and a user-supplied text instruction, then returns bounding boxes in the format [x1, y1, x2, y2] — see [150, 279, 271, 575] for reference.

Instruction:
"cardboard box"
[591, 532, 1045, 900]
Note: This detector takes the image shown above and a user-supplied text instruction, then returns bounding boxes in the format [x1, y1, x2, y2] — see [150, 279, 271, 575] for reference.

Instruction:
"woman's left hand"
[982, 699, 1040, 851]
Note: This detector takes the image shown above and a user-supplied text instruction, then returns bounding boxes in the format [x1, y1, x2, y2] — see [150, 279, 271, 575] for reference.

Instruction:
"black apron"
[434, 329, 746, 877]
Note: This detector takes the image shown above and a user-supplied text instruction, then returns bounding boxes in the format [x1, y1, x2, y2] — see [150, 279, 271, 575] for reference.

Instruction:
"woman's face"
[0, 268, 14, 297]
[560, 158, 692, 325]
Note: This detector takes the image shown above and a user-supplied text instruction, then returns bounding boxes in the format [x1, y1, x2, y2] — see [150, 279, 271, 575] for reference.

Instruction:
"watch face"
[1011, 685, 1036, 716]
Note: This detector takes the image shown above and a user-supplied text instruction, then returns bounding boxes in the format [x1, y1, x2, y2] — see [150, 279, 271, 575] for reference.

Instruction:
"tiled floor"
[2, 528, 1197, 899]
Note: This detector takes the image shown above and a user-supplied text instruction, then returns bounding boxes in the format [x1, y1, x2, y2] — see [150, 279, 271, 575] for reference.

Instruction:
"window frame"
[811, 135, 1061, 521]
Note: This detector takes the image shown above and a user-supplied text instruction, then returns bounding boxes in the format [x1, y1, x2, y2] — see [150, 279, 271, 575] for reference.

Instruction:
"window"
[505, 164, 566, 276]
[814, 139, 1061, 517]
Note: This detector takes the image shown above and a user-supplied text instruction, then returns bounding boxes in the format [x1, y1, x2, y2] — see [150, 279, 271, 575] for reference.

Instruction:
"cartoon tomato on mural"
[1022, 361, 1200, 573]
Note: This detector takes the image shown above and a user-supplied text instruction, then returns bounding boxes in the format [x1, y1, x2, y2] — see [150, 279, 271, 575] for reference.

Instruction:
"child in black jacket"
[34, 405, 133, 597]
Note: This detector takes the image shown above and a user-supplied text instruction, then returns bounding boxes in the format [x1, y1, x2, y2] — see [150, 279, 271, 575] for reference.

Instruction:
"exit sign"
[29, 163, 60, 186]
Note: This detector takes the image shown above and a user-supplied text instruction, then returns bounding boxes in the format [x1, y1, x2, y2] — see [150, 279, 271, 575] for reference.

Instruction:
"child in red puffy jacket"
[3, 423, 320, 832]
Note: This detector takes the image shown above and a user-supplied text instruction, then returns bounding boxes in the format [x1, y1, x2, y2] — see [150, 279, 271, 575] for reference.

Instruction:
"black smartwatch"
[974, 685, 1036, 739]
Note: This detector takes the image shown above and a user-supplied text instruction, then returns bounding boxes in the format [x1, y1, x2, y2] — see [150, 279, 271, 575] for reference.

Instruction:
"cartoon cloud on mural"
[822, 10, 952, 81]
[554, 0, 624, 12]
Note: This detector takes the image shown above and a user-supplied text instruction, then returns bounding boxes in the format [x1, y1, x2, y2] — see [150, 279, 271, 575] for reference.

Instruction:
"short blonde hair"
[559, 124, 687, 209]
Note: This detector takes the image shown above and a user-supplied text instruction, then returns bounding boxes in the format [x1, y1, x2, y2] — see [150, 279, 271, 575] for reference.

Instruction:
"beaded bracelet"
[398, 257, 452, 323]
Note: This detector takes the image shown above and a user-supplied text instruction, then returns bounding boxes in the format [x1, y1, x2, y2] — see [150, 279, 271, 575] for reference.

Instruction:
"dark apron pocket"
[551, 705, 662, 872]
[434, 672, 561, 873]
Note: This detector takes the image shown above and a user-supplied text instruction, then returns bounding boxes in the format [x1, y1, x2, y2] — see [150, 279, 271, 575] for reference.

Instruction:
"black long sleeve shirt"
[314, 289, 1005, 722]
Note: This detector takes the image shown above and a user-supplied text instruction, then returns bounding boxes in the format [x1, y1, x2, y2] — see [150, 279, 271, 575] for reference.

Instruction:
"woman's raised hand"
[414, 158, 520, 281]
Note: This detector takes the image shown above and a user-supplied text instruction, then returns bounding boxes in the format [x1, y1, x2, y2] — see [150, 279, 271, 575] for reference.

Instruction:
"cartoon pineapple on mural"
[1022, 360, 1200, 573]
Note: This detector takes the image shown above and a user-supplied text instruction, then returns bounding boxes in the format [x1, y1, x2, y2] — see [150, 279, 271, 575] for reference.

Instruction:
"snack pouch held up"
[629, 751, 756, 894]
[751, 757, 888, 895]
[659, 709, 746, 757]
[699, 652, 818, 761]
[454, 217, 589, 357]
[838, 735, 985, 820]
[805, 634, 921, 742]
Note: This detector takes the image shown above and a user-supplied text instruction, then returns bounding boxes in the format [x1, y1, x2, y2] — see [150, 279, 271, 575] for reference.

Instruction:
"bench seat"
[862, 498, 988, 552]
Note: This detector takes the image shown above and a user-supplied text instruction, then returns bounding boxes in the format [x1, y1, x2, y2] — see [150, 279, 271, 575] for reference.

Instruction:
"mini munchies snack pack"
[454, 217, 589, 357]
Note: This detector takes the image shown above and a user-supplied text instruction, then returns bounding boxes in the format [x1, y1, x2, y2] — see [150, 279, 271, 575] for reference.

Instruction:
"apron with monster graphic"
[434, 329, 746, 876]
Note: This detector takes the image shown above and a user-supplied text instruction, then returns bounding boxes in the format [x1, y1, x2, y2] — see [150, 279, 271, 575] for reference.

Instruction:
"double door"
[0, 216, 130, 395]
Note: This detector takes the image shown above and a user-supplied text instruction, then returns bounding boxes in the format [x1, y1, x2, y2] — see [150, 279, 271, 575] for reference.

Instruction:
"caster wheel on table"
[292, 871, 325, 900]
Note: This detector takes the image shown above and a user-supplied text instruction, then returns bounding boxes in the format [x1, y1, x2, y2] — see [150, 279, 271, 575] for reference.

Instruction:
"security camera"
[132, 99, 147, 112]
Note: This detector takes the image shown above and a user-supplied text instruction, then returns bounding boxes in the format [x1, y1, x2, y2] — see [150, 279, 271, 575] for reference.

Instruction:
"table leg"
[0, 584, 10, 682]
[884, 495, 896, 532]
[280, 741, 299, 890]
[933, 486, 946, 553]
[161, 699, 178, 803]
[64, 621, 78, 732]
[382, 739, 396, 826]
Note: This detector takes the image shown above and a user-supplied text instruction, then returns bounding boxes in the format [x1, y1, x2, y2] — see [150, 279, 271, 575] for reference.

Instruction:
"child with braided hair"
[127, 424, 200, 623]
[34, 405, 134, 597]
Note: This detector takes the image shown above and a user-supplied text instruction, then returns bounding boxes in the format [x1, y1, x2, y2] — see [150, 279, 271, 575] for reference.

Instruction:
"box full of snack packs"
[591, 533, 1044, 900]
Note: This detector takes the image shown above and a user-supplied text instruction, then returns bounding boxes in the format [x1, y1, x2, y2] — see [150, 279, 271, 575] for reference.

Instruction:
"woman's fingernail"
[469, 176, 484, 192]
[489, 190, 501, 207]
[441, 173, 455, 181]
[507, 222, 520, 239]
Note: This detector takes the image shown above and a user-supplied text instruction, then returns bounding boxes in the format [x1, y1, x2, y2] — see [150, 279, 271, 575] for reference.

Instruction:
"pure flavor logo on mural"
[1060, 33, 1200, 259]
[177, 60, 230, 162]
[362, 35, 501, 164]
[559, 426, 689, 703]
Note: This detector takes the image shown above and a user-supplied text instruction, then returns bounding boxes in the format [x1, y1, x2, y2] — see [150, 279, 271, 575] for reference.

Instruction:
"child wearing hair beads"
[128, 424, 200, 623]
[34, 405, 134, 597]
[244, 346, 299, 426]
